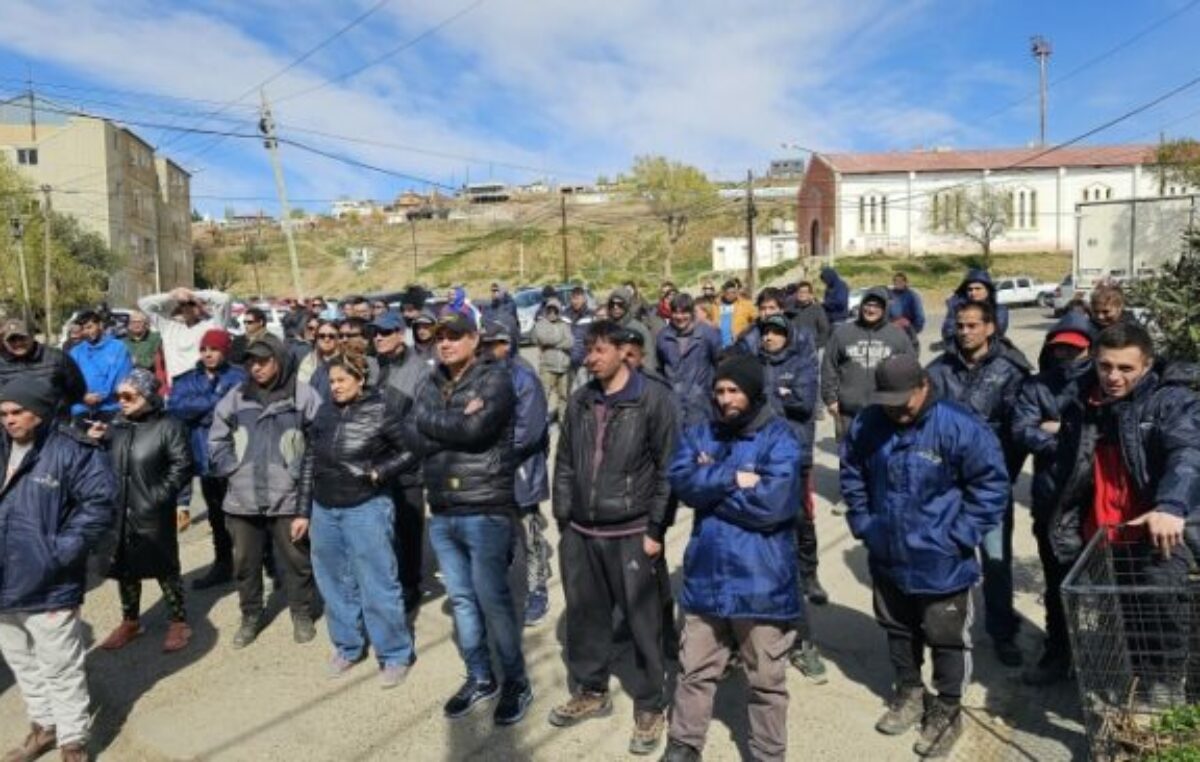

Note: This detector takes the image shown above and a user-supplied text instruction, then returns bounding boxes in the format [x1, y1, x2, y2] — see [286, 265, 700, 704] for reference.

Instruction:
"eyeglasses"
[117, 392, 139, 402]
[374, 329, 399, 338]
[317, 332, 338, 340]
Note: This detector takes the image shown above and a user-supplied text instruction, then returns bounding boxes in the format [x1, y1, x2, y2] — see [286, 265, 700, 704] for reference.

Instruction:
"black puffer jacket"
[552, 370, 676, 541]
[107, 409, 194, 579]
[302, 390, 414, 509]
[0, 343, 86, 413]
[404, 358, 517, 515]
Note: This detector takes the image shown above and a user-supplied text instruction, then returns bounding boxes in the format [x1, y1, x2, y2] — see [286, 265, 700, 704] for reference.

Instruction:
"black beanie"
[0, 376, 57, 419]
[714, 354, 764, 401]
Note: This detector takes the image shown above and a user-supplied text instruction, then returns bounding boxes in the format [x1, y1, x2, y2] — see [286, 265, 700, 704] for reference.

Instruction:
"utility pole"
[560, 194, 569, 282]
[41, 185, 53, 344]
[8, 211, 32, 326]
[26, 69, 36, 142]
[1031, 36, 1052, 146]
[258, 89, 305, 301]
[409, 217, 419, 280]
[745, 169, 758, 294]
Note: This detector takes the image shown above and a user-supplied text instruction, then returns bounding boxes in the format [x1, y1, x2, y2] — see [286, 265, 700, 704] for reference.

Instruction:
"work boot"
[659, 739, 701, 762]
[548, 691, 612, 727]
[875, 685, 929, 735]
[629, 710, 666, 756]
[292, 615, 317, 644]
[231, 613, 262, 649]
[191, 561, 232, 591]
[1021, 650, 1071, 686]
[58, 742, 89, 762]
[788, 641, 829, 685]
[2, 722, 55, 762]
[98, 620, 142, 651]
[913, 700, 963, 758]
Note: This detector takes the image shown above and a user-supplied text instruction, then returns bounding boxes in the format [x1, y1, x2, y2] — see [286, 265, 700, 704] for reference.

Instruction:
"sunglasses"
[317, 332, 338, 340]
[374, 329, 399, 337]
[117, 392, 140, 402]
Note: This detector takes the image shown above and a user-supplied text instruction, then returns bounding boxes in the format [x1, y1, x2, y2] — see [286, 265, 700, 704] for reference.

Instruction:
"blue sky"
[1, 0, 1197, 217]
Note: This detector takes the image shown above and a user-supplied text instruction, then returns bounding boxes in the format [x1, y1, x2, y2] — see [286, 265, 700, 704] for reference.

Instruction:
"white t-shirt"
[5, 440, 32, 487]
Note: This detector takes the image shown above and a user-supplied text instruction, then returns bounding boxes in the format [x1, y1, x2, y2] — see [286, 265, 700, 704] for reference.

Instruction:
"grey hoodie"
[820, 287, 914, 415]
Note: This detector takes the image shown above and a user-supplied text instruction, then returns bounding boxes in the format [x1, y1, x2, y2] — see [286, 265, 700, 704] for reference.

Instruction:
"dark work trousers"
[873, 575, 972, 706]
[227, 514, 316, 620]
[1033, 519, 1071, 660]
[200, 476, 232, 567]
[561, 527, 666, 712]
[388, 482, 426, 599]
[797, 468, 818, 579]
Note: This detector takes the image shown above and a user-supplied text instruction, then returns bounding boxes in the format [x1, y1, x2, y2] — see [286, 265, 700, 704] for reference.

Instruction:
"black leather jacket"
[302, 390, 414, 509]
[0, 343, 86, 413]
[552, 370, 677, 540]
[404, 358, 517, 515]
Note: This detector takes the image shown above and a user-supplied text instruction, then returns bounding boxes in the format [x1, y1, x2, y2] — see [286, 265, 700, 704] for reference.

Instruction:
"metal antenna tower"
[1031, 35, 1053, 146]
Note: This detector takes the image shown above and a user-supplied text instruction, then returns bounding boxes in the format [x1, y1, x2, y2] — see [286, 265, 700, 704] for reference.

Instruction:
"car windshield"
[514, 290, 542, 308]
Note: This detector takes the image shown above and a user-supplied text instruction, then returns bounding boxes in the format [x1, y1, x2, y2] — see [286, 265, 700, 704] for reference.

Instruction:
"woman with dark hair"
[301, 349, 416, 687]
[93, 369, 195, 653]
[297, 319, 339, 384]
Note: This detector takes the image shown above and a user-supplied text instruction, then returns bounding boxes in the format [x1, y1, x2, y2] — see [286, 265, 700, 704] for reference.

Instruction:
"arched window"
[1009, 187, 1037, 230]
[1083, 183, 1112, 203]
[859, 193, 888, 233]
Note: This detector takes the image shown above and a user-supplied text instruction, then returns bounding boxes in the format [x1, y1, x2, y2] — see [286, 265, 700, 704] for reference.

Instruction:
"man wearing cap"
[606, 287, 657, 372]
[662, 354, 804, 762]
[841, 355, 1008, 758]
[372, 311, 428, 611]
[138, 287, 232, 382]
[68, 310, 134, 423]
[208, 334, 321, 648]
[926, 299, 1032, 666]
[1010, 311, 1094, 685]
[0, 318, 85, 413]
[403, 311, 532, 726]
[656, 292, 722, 429]
[481, 321, 553, 626]
[550, 320, 675, 754]
[716, 279, 756, 348]
[821, 287, 913, 440]
[167, 329, 248, 590]
[0, 377, 116, 762]
[531, 297, 575, 424]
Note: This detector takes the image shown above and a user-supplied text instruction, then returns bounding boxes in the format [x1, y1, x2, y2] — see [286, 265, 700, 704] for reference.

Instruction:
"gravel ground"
[0, 306, 1087, 761]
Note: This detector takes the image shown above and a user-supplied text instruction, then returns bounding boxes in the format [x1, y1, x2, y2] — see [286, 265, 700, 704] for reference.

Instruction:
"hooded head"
[1039, 310, 1095, 374]
[243, 333, 293, 394]
[857, 286, 890, 327]
[820, 266, 840, 286]
[955, 269, 996, 303]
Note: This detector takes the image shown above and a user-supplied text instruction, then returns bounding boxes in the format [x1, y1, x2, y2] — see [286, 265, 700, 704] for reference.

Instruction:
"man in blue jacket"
[68, 310, 133, 422]
[888, 272, 925, 354]
[819, 266, 850, 324]
[842, 354, 1008, 759]
[939, 269, 1009, 344]
[0, 377, 116, 762]
[657, 292, 722, 429]
[662, 354, 803, 762]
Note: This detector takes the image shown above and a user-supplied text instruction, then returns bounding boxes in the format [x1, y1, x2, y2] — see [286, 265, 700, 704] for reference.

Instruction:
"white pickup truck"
[993, 276, 1056, 307]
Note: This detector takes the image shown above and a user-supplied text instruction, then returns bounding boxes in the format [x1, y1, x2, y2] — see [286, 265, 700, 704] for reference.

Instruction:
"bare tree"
[940, 186, 1009, 269]
[631, 156, 716, 278]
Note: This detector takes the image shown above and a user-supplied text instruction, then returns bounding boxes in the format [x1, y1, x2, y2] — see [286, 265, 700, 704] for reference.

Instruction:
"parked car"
[994, 276, 1052, 307]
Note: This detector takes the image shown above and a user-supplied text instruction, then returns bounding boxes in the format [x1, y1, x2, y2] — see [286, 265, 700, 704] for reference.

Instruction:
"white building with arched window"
[796, 144, 1188, 257]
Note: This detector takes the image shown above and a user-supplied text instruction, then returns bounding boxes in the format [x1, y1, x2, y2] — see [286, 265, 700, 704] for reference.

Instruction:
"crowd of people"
[0, 268, 1196, 761]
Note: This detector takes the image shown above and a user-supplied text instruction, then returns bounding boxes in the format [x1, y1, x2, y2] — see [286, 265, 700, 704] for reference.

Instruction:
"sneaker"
[162, 622, 192, 653]
[444, 677, 500, 718]
[659, 739, 702, 762]
[327, 654, 358, 679]
[494, 680, 533, 726]
[913, 700, 963, 758]
[191, 562, 232, 591]
[3, 722, 56, 762]
[380, 663, 409, 690]
[875, 685, 928, 735]
[524, 589, 549, 627]
[994, 638, 1023, 667]
[231, 614, 262, 649]
[804, 575, 829, 606]
[292, 616, 317, 644]
[1021, 651, 1071, 686]
[548, 691, 612, 727]
[788, 641, 829, 685]
[629, 710, 665, 756]
[99, 620, 142, 651]
[58, 742, 89, 762]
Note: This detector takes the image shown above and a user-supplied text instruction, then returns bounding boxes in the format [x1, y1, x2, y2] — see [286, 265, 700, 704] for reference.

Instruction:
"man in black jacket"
[0, 318, 86, 414]
[404, 311, 532, 727]
[549, 320, 676, 756]
[787, 281, 831, 350]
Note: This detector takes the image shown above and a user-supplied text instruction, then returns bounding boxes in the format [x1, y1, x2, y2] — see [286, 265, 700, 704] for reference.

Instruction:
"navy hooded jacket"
[841, 399, 1010, 595]
[756, 329, 819, 467]
[940, 269, 1010, 343]
[504, 354, 550, 507]
[656, 321, 723, 428]
[820, 267, 850, 323]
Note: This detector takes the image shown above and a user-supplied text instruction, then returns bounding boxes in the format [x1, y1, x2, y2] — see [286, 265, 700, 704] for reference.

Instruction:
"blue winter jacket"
[820, 267, 850, 323]
[757, 332, 819, 467]
[0, 424, 116, 612]
[563, 304, 594, 369]
[1010, 312, 1094, 522]
[481, 292, 521, 344]
[167, 362, 249, 477]
[506, 355, 550, 507]
[69, 334, 134, 416]
[656, 321, 723, 428]
[939, 269, 1010, 343]
[669, 406, 803, 621]
[841, 399, 1010, 595]
[887, 288, 926, 333]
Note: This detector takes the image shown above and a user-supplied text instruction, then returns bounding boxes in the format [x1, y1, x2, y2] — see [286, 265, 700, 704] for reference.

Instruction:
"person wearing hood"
[68, 310, 134, 422]
[483, 282, 522, 344]
[821, 287, 913, 440]
[89, 370, 194, 655]
[208, 334, 322, 649]
[939, 269, 1009, 344]
[819, 266, 850, 324]
[531, 297, 575, 424]
[926, 300, 1031, 667]
[656, 292, 723, 429]
[409, 309, 439, 363]
[663, 354, 805, 762]
[787, 281, 831, 350]
[606, 288, 657, 372]
[1009, 311, 1094, 685]
[754, 315, 827, 687]
[0, 317, 85, 413]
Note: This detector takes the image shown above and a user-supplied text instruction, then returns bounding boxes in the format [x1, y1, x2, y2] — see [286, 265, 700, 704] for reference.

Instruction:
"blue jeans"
[428, 513, 526, 684]
[310, 496, 414, 668]
[980, 498, 1018, 642]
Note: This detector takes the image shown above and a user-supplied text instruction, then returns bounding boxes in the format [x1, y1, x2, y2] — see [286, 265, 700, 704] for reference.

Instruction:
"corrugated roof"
[820, 144, 1156, 174]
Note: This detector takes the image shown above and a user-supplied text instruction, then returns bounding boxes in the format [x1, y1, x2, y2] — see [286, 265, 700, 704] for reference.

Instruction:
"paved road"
[0, 306, 1087, 761]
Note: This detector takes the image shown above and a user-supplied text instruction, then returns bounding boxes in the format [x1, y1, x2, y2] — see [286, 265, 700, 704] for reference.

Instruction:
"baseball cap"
[481, 320, 512, 344]
[1, 317, 30, 338]
[870, 354, 925, 406]
[244, 340, 276, 360]
[1048, 330, 1091, 349]
[371, 312, 406, 333]
[411, 310, 436, 326]
[613, 327, 644, 347]
[435, 311, 477, 337]
[760, 314, 790, 334]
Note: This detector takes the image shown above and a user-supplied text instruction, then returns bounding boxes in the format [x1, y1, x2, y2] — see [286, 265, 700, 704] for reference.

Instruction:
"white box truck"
[1074, 195, 1197, 291]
